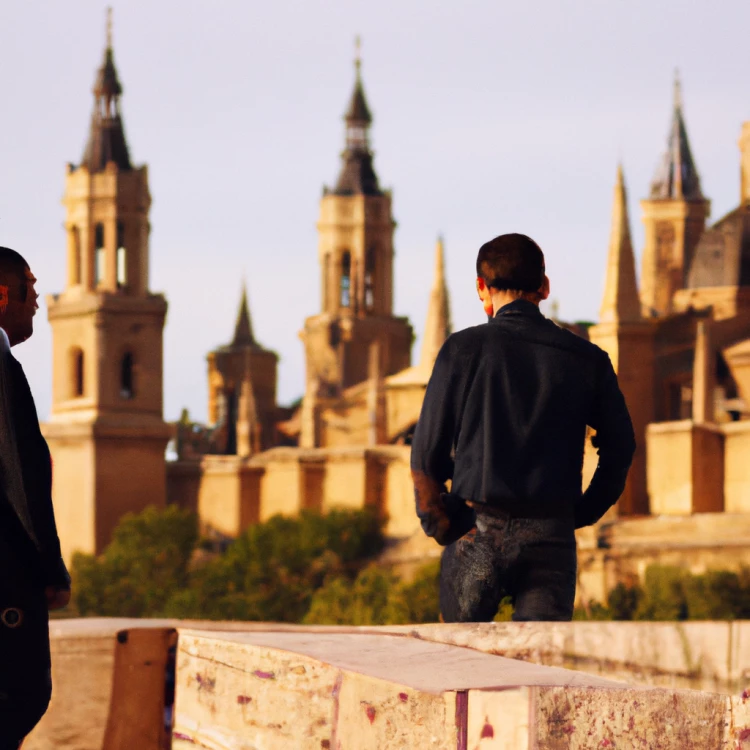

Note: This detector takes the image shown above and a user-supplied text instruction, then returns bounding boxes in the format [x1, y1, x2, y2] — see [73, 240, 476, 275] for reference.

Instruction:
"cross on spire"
[673, 68, 682, 110]
[106, 6, 113, 49]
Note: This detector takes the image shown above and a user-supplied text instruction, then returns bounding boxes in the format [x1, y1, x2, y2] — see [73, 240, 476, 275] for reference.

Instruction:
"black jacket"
[0, 350, 70, 591]
[411, 300, 636, 545]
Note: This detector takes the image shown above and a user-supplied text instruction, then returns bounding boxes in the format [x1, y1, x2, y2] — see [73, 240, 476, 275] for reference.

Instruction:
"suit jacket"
[0, 330, 69, 592]
[411, 299, 636, 545]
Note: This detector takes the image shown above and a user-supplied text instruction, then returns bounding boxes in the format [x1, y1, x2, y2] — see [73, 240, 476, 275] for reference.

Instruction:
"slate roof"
[649, 75, 704, 201]
[687, 204, 750, 289]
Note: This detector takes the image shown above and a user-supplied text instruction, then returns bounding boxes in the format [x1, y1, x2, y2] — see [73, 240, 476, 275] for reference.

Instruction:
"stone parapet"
[172, 628, 750, 749]
[28, 618, 750, 749]
[647, 420, 724, 514]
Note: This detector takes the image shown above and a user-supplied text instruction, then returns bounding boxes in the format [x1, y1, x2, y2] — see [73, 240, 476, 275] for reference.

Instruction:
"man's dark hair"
[0, 247, 28, 277]
[0, 247, 30, 302]
[476, 234, 545, 293]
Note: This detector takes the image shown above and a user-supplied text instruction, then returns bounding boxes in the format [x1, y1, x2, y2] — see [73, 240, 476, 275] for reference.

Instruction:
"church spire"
[345, 37, 373, 138]
[649, 71, 703, 200]
[600, 165, 641, 324]
[232, 281, 256, 347]
[420, 235, 452, 367]
[81, 8, 132, 172]
[331, 37, 381, 196]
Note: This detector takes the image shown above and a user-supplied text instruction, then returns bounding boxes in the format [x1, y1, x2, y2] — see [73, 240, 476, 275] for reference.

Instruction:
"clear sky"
[0, 0, 748, 422]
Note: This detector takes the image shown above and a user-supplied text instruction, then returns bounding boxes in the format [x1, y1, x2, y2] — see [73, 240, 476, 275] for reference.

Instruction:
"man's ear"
[538, 274, 550, 302]
[476, 278, 494, 316]
[476, 277, 487, 299]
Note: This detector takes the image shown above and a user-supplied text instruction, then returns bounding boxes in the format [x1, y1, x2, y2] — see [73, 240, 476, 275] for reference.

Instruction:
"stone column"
[367, 340, 386, 445]
[692, 318, 714, 424]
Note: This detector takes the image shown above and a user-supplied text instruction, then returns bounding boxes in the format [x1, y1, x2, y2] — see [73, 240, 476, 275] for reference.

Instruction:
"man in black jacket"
[411, 234, 635, 622]
[0, 247, 71, 747]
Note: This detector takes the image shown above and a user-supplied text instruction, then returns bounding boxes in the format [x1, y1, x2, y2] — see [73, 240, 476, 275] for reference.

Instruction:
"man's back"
[453, 300, 628, 514]
[412, 299, 635, 533]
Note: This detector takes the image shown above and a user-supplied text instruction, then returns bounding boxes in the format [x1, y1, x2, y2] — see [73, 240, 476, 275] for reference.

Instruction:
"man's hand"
[45, 586, 71, 611]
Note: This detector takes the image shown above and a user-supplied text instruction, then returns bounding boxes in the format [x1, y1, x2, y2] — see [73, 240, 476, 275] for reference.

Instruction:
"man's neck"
[491, 292, 539, 315]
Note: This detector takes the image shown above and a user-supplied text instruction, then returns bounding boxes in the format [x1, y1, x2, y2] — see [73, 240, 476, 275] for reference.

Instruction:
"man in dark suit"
[411, 234, 635, 622]
[0, 247, 70, 747]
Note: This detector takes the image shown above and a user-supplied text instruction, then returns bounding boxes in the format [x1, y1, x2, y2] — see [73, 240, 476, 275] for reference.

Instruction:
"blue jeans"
[439, 509, 577, 622]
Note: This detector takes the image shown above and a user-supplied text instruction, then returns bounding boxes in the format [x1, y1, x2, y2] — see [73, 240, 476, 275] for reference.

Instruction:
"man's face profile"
[20, 267, 39, 341]
[0, 266, 39, 346]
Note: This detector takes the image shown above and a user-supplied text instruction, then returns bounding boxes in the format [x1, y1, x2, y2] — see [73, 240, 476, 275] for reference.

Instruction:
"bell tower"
[299, 42, 413, 446]
[640, 73, 710, 317]
[43, 10, 170, 562]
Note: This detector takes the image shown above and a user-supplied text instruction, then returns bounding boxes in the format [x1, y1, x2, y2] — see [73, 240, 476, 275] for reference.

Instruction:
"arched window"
[340, 251, 351, 308]
[70, 348, 84, 397]
[120, 352, 135, 399]
[116, 221, 127, 288]
[71, 226, 81, 285]
[364, 247, 376, 310]
[94, 223, 105, 286]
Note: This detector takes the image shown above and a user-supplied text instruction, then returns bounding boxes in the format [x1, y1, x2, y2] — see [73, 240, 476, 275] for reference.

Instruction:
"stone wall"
[167, 445, 417, 539]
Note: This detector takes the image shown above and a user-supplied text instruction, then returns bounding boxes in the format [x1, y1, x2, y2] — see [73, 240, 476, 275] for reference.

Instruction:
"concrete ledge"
[383, 621, 746, 693]
[28, 619, 750, 749]
[172, 629, 750, 750]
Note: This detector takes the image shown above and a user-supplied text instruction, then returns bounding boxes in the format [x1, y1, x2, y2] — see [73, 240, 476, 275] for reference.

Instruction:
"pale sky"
[0, 0, 748, 422]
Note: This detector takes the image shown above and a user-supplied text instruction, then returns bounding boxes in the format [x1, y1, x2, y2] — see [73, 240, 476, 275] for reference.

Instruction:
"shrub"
[607, 582, 641, 620]
[163, 508, 386, 622]
[72, 505, 198, 617]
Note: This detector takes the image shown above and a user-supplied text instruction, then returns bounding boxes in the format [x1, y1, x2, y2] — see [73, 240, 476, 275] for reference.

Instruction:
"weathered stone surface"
[175, 632, 339, 749]
[384, 620, 739, 693]
[334, 672, 456, 750]
[183, 629, 623, 693]
[173, 630, 463, 750]
[173, 629, 750, 750]
[535, 686, 727, 749]
[28, 619, 750, 748]
[467, 688, 531, 749]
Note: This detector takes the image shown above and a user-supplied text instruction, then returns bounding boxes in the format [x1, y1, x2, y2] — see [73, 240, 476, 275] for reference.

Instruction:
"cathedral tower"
[43, 11, 171, 561]
[299, 43, 413, 446]
[206, 283, 278, 455]
[640, 73, 710, 317]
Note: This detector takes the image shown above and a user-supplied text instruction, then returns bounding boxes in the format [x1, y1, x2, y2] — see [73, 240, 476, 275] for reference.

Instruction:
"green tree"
[304, 566, 404, 625]
[72, 505, 198, 617]
[304, 560, 445, 626]
[164, 508, 385, 622]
